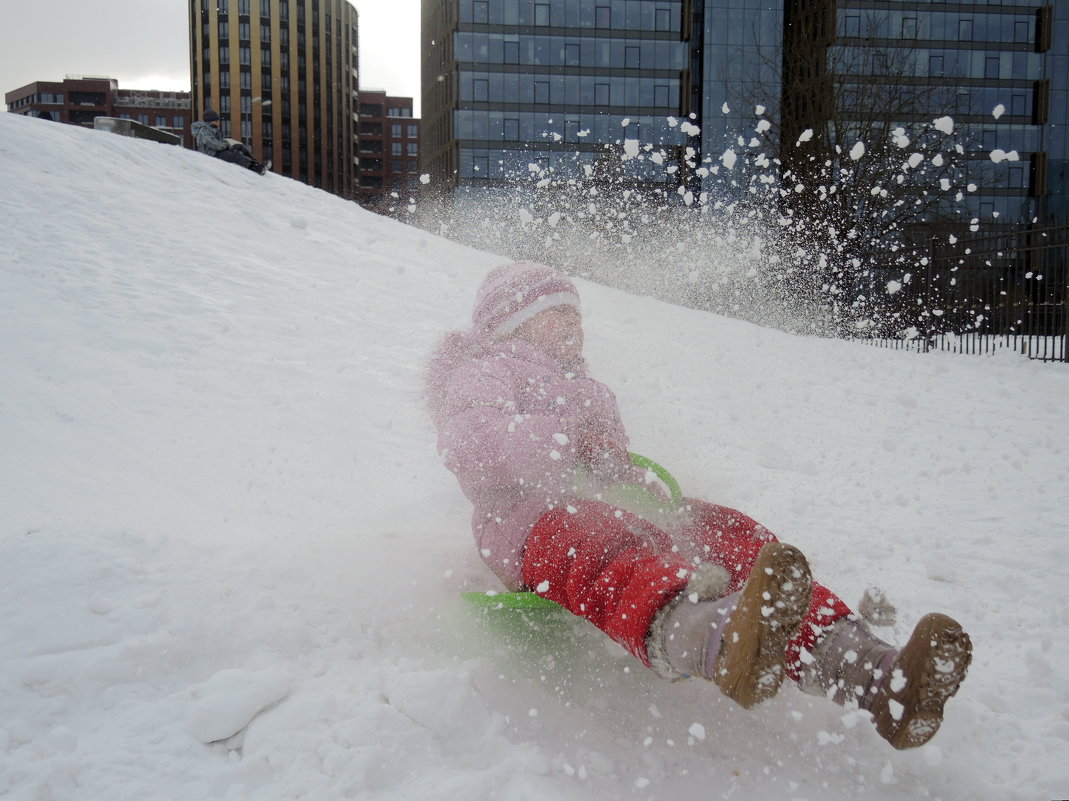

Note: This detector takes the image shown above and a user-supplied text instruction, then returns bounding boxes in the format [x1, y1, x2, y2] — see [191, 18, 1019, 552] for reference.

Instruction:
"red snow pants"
[521, 499, 852, 678]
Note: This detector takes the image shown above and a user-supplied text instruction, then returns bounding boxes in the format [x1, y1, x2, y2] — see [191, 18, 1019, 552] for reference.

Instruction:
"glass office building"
[831, 1, 1065, 226]
[421, 0, 691, 195]
[421, 1, 1066, 225]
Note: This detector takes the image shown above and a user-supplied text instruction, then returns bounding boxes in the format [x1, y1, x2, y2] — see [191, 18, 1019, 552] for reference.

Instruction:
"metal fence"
[866, 217, 1069, 363]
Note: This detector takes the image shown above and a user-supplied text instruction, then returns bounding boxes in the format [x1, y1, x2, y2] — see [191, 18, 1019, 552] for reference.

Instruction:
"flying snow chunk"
[721, 102, 731, 114]
[933, 116, 955, 134]
[886, 281, 903, 295]
[849, 141, 866, 161]
[689, 722, 707, 741]
[990, 149, 1020, 163]
[419, 173, 431, 185]
[756, 119, 771, 133]
[536, 580, 551, 593]
[622, 139, 640, 159]
[720, 148, 738, 170]
[907, 153, 924, 169]
[755, 105, 766, 115]
[621, 117, 631, 127]
[795, 128, 813, 146]
[993, 103, 1005, 119]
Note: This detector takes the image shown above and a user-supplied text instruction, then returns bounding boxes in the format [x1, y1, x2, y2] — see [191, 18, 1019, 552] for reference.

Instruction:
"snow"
[933, 116, 955, 135]
[2, 112, 1069, 801]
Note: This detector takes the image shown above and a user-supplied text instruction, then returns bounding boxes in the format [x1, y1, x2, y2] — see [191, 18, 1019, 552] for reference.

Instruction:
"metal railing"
[866, 217, 1069, 363]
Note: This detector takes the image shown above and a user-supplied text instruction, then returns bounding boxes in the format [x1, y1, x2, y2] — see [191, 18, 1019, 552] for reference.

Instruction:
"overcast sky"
[1, 0, 422, 113]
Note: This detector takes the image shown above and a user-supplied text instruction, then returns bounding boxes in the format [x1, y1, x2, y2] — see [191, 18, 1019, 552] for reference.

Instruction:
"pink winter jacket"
[426, 330, 638, 589]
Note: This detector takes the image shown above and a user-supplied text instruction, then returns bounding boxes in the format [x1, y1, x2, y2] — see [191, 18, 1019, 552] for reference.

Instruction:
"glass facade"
[830, 1, 1061, 225]
[422, 0, 1066, 223]
[428, 0, 689, 188]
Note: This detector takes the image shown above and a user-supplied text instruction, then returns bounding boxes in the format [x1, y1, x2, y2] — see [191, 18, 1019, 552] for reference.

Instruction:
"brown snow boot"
[799, 613, 972, 749]
[647, 542, 813, 709]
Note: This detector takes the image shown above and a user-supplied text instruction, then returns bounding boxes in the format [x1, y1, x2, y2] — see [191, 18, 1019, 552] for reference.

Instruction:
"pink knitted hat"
[472, 262, 581, 338]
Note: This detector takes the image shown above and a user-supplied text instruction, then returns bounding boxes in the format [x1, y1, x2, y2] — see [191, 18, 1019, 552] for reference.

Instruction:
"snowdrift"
[1, 112, 1067, 801]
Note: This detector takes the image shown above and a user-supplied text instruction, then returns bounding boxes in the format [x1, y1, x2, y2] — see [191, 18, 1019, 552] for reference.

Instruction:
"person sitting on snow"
[425, 261, 972, 750]
[191, 108, 270, 176]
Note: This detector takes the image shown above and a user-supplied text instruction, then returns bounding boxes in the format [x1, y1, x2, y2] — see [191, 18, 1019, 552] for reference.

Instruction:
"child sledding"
[426, 262, 972, 750]
[191, 108, 270, 175]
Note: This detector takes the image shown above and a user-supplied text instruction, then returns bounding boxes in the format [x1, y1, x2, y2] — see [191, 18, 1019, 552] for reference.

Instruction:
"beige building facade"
[189, 0, 359, 199]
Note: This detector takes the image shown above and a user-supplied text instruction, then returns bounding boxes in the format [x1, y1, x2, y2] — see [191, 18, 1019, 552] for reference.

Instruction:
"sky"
[1, 0, 422, 113]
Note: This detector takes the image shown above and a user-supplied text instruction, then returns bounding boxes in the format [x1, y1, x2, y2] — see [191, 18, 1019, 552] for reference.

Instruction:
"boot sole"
[872, 612, 972, 749]
[712, 542, 813, 709]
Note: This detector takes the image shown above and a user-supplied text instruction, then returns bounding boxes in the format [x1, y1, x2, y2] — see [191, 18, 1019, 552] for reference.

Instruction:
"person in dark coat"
[191, 109, 270, 175]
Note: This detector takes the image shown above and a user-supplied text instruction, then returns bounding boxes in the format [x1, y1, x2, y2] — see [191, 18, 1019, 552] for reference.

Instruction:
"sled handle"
[628, 452, 683, 505]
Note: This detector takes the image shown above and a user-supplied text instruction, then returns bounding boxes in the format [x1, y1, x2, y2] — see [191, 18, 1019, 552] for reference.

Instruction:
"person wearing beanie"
[190, 108, 271, 176]
[426, 261, 972, 749]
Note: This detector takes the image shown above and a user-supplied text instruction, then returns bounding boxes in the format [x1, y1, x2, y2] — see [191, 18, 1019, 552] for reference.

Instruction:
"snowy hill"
[1, 111, 1067, 801]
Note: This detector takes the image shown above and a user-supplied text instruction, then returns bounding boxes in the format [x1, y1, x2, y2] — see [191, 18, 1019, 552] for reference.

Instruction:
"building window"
[565, 43, 580, 66]
[595, 6, 610, 28]
[239, 22, 251, 40]
[504, 117, 519, 139]
[408, 159, 418, 171]
[844, 15, 860, 37]
[504, 39, 519, 64]
[138, 114, 149, 125]
[392, 142, 403, 155]
[473, 155, 488, 175]
[654, 84, 669, 106]
[985, 56, 1000, 79]
[220, 45, 230, 63]
[174, 115, 185, 129]
[902, 17, 917, 38]
[408, 124, 418, 138]
[473, 1, 488, 23]
[1015, 20, 1030, 44]
[392, 123, 402, 136]
[655, 8, 672, 31]
[534, 3, 549, 26]
[473, 78, 489, 102]
[534, 81, 550, 104]
[928, 55, 944, 77]
[958, 19, 973, 41]
[241, 46, 252, 65]
[238, 0, 250, 14]
[408, 143, 418, 155]
[625, 46, 640, 68]
[1011, 93, 1026, 116]
[595, 83, 609, 105]
[156, 115, 168, 127]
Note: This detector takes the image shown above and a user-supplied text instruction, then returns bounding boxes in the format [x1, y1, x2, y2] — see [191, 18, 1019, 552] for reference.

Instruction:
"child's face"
[515, 305, 584, 360]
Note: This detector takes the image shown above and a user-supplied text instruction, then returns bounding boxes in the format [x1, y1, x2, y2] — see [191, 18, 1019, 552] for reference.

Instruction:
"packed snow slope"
[2, 112, 1068, 801]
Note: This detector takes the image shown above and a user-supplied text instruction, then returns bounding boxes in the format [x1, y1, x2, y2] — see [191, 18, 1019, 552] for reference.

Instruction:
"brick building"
[356, 90, 422, 212]
[5, 76, 192, 146]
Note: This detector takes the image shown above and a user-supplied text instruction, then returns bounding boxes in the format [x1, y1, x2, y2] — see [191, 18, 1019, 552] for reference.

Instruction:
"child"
[191, 108, 271, 175]
[426, 262, 972, 749]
